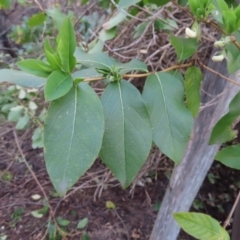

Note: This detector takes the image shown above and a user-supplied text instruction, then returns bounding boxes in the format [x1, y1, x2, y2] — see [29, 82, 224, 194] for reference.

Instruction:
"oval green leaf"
[174, 212, 230, 240]
[142, 72, 193, 163]
[0, 69, 45, 88]
[100, 80, 152, 187]
[44, 70, 73, 101]
[215, 144, 240, 169]
[57, 17, 76, 73]
[44, 83, 104, 195]
[170, 35, 198, 62]
[184, 66, 203, 117]
[17, 59, 53, 78]
[209, 91, 240, 145]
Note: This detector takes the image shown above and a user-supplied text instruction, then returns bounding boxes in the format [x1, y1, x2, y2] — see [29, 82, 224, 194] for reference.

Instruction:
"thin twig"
[13, 130, 54, 240]
[223, 191, 240, 228]
[198, 60, 240, 87]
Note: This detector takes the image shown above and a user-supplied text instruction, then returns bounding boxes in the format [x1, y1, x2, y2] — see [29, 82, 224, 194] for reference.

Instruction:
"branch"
[198, 60, 240, 87]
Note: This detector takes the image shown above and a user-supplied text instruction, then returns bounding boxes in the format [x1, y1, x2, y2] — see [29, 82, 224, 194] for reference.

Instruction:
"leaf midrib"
[155, 73, 175, 156]
[62, 86, 77, 182]
[117, 81, 126, 181]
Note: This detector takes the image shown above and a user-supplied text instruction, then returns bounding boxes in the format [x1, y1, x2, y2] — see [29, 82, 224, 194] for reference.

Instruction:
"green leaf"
[44, 39, 62, 71]
[44, 83, 104, 196]
[118, 0, 140, 9]
[0, 0, 12, 9]
[209, 91, 240, 145]
[142, 72, 193, 163]
[57, 17, 76, 73]
[0, 70, 45, 88]
[99, 28, 117, 42]
[56, 216, 70, 226]
[44, 70, 73, 101]
[117, 59, 148, 74]
[184, 66, 203, 117]
[28, 12, 46, 28]
[147, 0, 170, 6]
[222, 10, 236, 34]
[77, 218, 89, 229]
[100, 80, 152, 187]
[102, 12, 126, 30]
[226, 42, 240, 74]
[82, 233, 90, 240]
[170, 35, 198, 62]
[32, 127, 44, 149]
[215, 145, 240, 170]
[46, 8, 67, 29]
[31, 210, 43, 218]
[16, 113, 30, 129]
[173, 212, 230, 240]
[17, 59, 53, 78]
[72, 68, 101, 80]
[8, 106, 24, 122]
[75, 48, 117, 71]
[134, 22, 149, 39]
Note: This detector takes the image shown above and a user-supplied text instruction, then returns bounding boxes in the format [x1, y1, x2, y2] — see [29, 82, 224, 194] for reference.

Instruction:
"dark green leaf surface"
[184, 66, 203, 117]
[174, 212, 230, 240]
[170, 35, 198, 62]
[100, 80, 152, 187]
[142, 72, 193, 163]
[210, 91, 240, 145]
[215, 145, 240, 170]
[17, 59, 53, 78]
[0, 69, 45, 88]
[57, 17, 76, 73]
[44, 83, 104, 195]
[44, 70, 73, 101]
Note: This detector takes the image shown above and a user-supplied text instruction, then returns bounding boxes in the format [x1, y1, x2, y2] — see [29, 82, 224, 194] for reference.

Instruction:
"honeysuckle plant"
[1, 0, 240, 239]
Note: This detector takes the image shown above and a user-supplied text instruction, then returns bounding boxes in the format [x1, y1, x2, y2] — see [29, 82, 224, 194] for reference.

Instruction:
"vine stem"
[83, 62, 193, 82]
[198, 60, 240, 87]
[223, 191, 240, 228]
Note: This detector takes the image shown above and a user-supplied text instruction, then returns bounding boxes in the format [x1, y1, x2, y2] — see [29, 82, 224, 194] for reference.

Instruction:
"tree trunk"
[150, 57, 240, 240]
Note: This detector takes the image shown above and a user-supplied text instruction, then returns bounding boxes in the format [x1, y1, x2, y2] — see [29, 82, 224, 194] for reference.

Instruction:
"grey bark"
[150, 57, 240, 240]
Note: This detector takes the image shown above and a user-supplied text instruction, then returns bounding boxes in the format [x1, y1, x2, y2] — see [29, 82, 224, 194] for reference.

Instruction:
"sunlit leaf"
[57, 17, 76, 73]
[174, 212, 230, 240]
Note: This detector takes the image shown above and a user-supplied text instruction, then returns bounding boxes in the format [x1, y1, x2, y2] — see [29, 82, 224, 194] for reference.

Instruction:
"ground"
[1, 122, 240, 240]
[1, 1, 240, 240]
